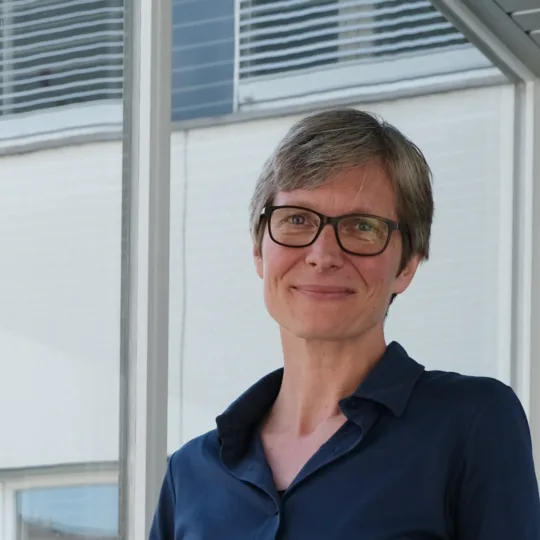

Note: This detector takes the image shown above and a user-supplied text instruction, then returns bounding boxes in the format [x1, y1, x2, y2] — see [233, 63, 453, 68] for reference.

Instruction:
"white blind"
[0, 0, 123, 115]
[239, 0, 470, 79]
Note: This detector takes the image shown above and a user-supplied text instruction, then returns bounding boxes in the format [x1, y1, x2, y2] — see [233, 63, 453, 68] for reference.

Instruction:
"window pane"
[237, 0, 496, 108]
[0, 0, 124, 534]
[17, 486, 118, 540]
[239, 0, 470, 79]
[3, 0, 123, 116]
[0, 141, 123, 540]
[171, 0, 234, 121]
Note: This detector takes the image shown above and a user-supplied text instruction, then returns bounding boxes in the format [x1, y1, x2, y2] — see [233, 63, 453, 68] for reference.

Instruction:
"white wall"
[0, 84, 517, 469]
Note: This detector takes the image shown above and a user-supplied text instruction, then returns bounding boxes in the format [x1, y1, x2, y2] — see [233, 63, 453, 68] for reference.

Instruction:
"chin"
[285, 319, 354, 342]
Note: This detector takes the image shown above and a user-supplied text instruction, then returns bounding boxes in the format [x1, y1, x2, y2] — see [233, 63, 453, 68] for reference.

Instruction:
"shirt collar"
[216, 341, 425, 443]
[345, 341, 425, 417]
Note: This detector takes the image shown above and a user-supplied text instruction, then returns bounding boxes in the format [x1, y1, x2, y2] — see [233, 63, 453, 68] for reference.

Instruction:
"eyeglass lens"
[269, 207, 390, 255]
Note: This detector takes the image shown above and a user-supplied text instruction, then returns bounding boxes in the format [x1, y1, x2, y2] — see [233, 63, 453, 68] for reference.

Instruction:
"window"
[237, 0, 492, 108]
[1, 0, 123, 116]
[16, 485, 118, 540]
[17, 485, 118, 540]
[0, 472, 119, 540]
[0, 0, 498, 133]
[240, 0, 340, 77]
[171, 0, 235, 121]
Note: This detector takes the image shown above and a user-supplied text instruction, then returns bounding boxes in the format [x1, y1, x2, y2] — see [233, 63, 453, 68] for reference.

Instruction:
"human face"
[253, 162, 420, 342]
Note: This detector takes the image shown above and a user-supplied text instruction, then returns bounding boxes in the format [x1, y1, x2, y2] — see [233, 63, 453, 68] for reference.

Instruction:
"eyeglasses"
[261, 205, 400, 256]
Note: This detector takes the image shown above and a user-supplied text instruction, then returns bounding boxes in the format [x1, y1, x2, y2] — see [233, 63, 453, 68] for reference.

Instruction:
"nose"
[305, 224, 344, 271]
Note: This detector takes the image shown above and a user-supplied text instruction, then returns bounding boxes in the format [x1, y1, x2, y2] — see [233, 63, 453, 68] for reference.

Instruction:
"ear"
[391, 254, 421, 295]
[253, 242, 264, 279]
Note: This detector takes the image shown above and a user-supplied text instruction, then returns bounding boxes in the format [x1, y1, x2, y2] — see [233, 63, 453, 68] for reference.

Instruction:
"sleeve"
[455, 381, 540, 539]
[149, 454, 177, 540]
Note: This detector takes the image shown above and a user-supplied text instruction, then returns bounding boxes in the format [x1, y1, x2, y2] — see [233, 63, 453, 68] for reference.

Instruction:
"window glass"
[17, 485, 118, 540]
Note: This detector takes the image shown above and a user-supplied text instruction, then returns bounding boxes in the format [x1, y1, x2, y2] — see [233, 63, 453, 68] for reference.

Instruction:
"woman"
[150, 109, 540, 539]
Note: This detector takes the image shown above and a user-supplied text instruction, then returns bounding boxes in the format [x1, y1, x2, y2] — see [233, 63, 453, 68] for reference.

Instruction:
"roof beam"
[496, 0, 539, 11]
[431, 0, 539, 81]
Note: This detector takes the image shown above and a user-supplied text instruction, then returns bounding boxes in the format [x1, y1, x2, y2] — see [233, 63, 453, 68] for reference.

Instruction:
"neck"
[268, 326, 386, 436]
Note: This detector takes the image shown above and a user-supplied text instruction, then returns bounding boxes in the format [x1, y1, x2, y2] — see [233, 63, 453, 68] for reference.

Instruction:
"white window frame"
[0, 102, 123, 155]
[0, 468, 117, 540]
[0, 482, 6, 540]
[512, 79, 540, 468]
[118, 0, 172, 538]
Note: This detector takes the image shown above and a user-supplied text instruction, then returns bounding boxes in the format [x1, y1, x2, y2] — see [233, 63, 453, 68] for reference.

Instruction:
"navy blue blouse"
[150, 342, 540, 539]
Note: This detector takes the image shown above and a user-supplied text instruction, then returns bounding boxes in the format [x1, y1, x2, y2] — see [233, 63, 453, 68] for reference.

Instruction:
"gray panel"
[513, 10, 540, 32]
[531, 31, 540, 45]
[454, 0, 540, 78]
[495, 0, 540, 11]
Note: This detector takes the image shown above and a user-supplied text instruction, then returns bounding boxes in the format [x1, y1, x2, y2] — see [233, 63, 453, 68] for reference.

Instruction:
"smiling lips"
[292, 285, 355, 299]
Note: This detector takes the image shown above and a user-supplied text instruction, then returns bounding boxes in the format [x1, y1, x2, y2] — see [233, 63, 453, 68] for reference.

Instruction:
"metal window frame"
[511, 80, 540, 464]
[118, 0, 172, 538]
[0, 482, 6, 540]
[528, 79, 540, 473]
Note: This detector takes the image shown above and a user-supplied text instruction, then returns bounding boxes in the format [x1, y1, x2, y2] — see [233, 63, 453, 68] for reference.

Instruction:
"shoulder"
[415, 368, 522, 415]
[168, 429, 221, 476]
[407, 369, 532, 469]
[409, 369, 528, 441]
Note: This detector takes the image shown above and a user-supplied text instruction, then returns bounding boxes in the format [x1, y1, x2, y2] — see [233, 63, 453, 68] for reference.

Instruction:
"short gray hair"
[249, 108, 434, 266]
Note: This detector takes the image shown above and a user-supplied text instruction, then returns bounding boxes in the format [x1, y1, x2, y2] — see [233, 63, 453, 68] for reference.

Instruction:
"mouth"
[292, 285, 355, 299]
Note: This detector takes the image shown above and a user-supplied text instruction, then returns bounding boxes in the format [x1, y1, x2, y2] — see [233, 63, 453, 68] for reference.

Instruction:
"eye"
[340, 216, 386, 238]
[355, 220, 373, 232]
[288, 214, 307, 225]
[272, 207, 319, 230]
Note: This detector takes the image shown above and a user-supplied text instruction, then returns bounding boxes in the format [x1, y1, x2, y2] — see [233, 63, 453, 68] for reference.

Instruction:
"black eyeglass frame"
[261, 205, 400, 257]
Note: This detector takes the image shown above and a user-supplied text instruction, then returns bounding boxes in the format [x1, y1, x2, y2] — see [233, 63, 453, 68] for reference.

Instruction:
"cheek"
[353, 254, 399, 292]
[260, 244, 307, 312]
[260, 250, 293, 319]
[261, 238, 297, 278]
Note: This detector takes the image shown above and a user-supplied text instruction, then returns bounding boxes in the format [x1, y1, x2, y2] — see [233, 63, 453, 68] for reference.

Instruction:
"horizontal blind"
[0, 0, 123, 115]
[239, 0, 470, 79]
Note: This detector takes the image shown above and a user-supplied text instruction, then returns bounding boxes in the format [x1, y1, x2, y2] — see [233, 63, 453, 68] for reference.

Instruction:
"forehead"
[273, 161, 397, 218]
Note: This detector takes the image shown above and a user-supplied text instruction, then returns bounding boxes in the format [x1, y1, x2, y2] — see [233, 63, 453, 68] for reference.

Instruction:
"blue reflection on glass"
[171, 0, 235, 121]
[17, 484, 118, 537]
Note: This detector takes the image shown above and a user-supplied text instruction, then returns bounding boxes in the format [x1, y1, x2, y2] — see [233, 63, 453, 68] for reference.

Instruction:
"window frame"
[237, 45, 494, 110]
[0, 468, 118, 540]
[0, 0, 515, 151]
